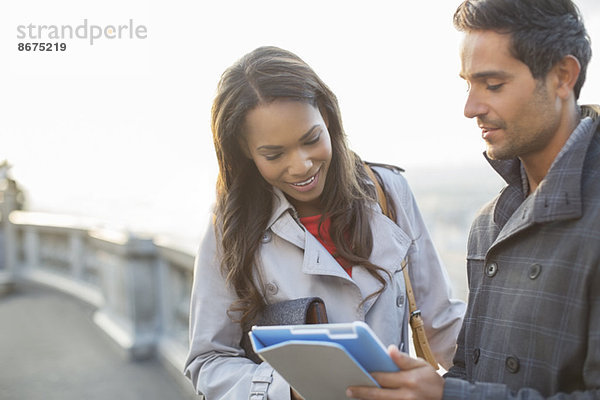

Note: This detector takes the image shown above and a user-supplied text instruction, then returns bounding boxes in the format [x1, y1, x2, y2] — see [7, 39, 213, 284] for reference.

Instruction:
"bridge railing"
[3, 209, 194, 381]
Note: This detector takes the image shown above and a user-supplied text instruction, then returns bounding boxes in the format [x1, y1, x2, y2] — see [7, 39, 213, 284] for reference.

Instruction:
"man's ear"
[553, 55, 581, 100]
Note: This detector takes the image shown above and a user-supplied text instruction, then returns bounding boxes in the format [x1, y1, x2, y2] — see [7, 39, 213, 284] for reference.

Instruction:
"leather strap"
[364, 164, 389, 216]
[364, 163, 439, 369]
[402, 258, 438, 369]
[400, 258, 417, 320]
[306, 300, 329, 324]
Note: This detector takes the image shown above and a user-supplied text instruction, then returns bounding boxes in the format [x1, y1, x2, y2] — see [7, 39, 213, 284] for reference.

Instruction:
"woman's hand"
[345, 345, 444, 400]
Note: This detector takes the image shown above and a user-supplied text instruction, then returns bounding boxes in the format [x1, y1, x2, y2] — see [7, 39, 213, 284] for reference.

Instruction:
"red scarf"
[299, 215, 352, 277]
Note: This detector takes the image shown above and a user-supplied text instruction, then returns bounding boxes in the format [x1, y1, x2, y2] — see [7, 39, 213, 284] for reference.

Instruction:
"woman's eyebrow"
[256, 125, 320, 151]
[298, 125, 320, 141]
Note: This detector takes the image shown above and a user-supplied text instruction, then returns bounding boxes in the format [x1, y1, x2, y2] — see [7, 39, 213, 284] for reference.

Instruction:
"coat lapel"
[302, 233, 353, 280]
[267, 188, 305, 249]
[354, 212, 412, 314]
[266, 189, 412, 315]
[489, 117, 596, 250]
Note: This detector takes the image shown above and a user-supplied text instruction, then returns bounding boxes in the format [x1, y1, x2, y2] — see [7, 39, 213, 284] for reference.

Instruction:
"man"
[347, 0, 600, 398]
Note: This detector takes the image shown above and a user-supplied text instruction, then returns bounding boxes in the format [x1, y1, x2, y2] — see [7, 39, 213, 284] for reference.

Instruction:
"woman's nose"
[288, 150, 313, 176]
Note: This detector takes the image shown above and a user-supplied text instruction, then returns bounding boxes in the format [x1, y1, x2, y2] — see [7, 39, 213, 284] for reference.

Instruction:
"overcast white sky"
[1, 0, 599, 246]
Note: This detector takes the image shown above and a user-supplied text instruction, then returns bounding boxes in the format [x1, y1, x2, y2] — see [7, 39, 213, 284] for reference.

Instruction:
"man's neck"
[521, 107, 580, 195]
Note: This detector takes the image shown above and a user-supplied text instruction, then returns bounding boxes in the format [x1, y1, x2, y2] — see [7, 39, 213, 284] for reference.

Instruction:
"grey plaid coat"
[444, 108, 600, 399]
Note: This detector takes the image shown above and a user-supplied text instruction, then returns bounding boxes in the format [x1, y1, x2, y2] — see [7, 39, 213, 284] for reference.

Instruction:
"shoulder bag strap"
[364, 163, 439, 369]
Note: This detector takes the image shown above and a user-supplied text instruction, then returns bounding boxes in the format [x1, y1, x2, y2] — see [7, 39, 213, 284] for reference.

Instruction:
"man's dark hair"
[454, 0, 592, 99]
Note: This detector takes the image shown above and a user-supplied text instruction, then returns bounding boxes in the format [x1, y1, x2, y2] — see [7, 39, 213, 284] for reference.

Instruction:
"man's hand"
[291, 387, 304, 399]
[346, 345, 444, 400]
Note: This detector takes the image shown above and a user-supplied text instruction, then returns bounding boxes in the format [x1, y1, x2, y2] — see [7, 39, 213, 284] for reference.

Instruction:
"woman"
[184, 46, 465, 399]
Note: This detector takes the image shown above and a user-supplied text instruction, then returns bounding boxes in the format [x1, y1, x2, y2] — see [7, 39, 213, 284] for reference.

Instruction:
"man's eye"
[487, 83, 504, 91]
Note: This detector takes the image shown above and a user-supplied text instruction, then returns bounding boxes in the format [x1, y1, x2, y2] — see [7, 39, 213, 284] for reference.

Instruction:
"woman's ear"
[553, 55, 581, 100]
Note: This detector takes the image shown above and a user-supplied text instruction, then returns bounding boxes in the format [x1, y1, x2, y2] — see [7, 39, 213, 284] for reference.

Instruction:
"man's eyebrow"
[460, 70, 512, 80]
[256, 125, 320, 151]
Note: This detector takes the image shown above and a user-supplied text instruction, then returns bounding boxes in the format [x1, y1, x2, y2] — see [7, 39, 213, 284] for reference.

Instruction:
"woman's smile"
[243, 100, 333, 217]
[288, 167, 321, 192]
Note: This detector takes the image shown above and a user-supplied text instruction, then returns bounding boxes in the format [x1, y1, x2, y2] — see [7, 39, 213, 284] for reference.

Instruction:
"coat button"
[396, 295, 404, 307]
[265, 282, 278, 295]
[529, 263, 542, 280]
[472, 348, 480, 364]
[485, 262, 498, 277]
[261, 231, 272, 243]
[505, 356, 520, 373]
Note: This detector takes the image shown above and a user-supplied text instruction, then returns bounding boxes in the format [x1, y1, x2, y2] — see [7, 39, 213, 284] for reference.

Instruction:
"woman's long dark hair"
[211, 46, 393, 328]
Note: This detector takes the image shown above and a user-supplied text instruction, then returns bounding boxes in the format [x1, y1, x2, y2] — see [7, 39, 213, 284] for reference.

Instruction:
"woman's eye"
[265, 153, 282, 161]
[305, 135, 320, 145]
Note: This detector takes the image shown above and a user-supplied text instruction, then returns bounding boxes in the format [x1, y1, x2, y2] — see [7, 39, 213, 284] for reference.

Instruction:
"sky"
[1, 0, 599, 249]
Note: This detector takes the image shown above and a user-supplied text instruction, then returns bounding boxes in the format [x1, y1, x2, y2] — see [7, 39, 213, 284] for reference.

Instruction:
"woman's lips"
[292, 175, 315, 186]
[289, 169, 320, 192]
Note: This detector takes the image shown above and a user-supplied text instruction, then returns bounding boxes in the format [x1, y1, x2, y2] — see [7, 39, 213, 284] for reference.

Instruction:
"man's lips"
[480, 126, 500, 140]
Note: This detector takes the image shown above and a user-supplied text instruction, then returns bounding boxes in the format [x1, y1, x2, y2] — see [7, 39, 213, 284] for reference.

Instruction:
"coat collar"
[487, 115, 598, 245]
[266, 188, 296, 229]
[264, 187, 411, 314]
[266, 188, 305, 249]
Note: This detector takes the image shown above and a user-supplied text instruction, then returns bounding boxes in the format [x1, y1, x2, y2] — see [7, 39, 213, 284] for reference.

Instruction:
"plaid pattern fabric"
[444, 115, 600, 399]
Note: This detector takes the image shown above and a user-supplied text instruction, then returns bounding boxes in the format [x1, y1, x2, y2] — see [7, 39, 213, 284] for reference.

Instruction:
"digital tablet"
[249, 321, 400, 400]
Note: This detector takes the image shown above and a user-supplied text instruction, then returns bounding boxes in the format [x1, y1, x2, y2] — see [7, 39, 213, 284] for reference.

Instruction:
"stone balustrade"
[1, 206, 194, 381]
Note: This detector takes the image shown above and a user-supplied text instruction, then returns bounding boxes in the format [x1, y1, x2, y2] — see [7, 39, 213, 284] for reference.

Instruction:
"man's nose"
[464, 90, 487, 119]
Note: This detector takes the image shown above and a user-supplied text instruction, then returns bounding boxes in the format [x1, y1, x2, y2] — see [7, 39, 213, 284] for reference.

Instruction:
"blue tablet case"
[249, 321, 399, 400]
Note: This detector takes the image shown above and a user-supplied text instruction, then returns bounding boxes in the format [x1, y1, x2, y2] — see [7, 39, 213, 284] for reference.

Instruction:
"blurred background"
[2, 0, 599, 292]
[1, 0, 599, 398]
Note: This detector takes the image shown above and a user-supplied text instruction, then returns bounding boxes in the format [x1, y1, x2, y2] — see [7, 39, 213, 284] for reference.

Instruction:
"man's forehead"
[459, 30, 518, 79]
